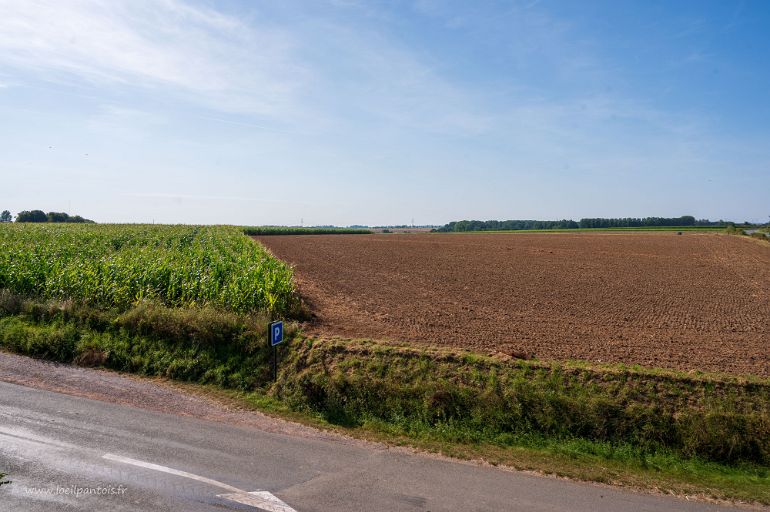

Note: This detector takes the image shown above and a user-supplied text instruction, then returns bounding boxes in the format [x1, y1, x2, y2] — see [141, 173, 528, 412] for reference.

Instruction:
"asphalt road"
[0, 369, 747, 511]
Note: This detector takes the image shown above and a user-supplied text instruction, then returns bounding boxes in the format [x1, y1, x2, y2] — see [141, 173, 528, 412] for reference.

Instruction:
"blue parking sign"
[269, 321, 284, 346]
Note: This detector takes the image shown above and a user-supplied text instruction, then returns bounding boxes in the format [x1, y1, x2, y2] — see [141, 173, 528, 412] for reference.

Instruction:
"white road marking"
[218, 491, 297, 512]
[102, 453, 298, 511]
[103, 453, 242, 493]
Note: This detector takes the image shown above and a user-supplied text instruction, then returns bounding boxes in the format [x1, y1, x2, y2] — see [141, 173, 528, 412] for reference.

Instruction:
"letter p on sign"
[269, 321, 284, 346]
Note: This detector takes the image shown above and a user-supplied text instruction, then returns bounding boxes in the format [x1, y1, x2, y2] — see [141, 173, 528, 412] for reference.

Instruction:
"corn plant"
[0, 224, 299, 316]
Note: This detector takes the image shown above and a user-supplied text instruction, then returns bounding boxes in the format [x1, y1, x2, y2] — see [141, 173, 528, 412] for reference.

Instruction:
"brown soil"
[256, 233, 770, 377]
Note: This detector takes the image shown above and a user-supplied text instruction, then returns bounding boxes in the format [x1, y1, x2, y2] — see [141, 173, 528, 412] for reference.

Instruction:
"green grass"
[0, 223, 300, 316]
[244, 226, 373, 235]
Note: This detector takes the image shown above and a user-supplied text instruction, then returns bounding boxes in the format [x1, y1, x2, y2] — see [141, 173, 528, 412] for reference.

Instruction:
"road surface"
[0, 353, 748, 511]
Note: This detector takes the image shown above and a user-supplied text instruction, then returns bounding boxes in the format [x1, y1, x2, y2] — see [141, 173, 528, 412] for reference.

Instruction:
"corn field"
[0, 224, 299, 315]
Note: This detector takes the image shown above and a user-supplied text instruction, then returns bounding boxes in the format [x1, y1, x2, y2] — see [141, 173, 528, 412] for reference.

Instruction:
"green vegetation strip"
[244, 226, 373, 235]
[276, 338, 769, 469]
[0, 293, 767, 504]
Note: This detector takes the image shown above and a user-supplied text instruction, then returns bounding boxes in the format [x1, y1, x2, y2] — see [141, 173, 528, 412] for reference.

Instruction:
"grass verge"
[0, 294, 768, 505]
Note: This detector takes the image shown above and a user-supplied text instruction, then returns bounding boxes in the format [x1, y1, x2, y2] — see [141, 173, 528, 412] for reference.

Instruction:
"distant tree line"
[578, 216, 707, 228]
[436, 219, 579, 232]
[435, 216, 724, 232]
[11, 210, 95, 223]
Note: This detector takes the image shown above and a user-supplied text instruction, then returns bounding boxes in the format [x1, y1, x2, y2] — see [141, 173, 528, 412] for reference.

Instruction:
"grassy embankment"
[734, 225, 770, 243]
[0, 223, 768, 503]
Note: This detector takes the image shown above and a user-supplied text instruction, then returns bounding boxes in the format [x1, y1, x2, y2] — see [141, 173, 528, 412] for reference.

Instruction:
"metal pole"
[273, 345, 277, 382]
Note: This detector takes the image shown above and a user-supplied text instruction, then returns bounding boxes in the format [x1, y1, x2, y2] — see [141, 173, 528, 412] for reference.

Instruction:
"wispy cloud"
[0, 0, 651, 143]
[0, 0, 541, 139]
[0, 0, 307, 116]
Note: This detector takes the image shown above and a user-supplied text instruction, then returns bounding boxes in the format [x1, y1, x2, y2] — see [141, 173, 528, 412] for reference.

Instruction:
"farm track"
[256, 233, 770, 377]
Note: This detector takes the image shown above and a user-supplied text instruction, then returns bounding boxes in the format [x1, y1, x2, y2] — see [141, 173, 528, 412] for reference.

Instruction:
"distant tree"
[67, 215, 95, 223]
[13, 210, 95, 223]
[46, 211, 70, 223]
[0, 210, 11, 223]
[15, 210, 47, 222]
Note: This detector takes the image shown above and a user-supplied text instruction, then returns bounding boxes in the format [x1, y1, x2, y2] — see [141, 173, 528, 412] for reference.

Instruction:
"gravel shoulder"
[0, 351, 341, 442]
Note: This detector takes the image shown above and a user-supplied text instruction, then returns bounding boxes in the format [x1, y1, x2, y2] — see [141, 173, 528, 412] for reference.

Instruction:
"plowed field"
[256, 233, 770, 376]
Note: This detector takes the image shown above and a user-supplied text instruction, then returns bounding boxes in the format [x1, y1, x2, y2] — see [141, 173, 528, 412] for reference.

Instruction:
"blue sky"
[1, 0, 768, 225]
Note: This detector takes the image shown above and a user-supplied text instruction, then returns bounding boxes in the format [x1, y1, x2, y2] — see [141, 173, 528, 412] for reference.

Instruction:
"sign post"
[268, 320, 284, 382]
